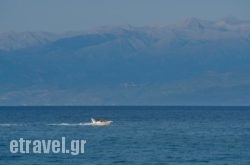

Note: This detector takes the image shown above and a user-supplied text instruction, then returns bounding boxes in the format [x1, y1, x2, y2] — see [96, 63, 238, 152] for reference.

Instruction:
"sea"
[0, 106, 250, 165]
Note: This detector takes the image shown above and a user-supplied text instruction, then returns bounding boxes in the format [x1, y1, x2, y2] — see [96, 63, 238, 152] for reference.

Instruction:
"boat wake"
[48, 122, 111, 126]
[0, 124, 18, 127]
[48, 123, 90, 126]
[81, 122, 94, 126]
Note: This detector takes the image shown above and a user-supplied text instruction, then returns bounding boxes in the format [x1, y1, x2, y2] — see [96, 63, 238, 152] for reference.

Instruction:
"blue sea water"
[0, 106, 250, 165]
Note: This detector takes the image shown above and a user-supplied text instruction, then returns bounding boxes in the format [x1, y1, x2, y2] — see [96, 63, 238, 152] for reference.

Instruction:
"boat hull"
[91, 121, 112, 126]
[90, 118, 112, 126]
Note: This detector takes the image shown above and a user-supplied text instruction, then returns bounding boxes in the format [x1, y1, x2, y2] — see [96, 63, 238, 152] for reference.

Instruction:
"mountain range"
[0, 17, 250, 105]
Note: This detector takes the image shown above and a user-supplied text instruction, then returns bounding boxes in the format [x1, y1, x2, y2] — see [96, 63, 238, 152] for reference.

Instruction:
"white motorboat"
[90, 118, 112, 126]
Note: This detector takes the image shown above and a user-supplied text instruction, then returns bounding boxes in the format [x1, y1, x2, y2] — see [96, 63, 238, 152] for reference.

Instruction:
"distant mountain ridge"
[1, 17, 250, 51]
[0, 17, 250, 105]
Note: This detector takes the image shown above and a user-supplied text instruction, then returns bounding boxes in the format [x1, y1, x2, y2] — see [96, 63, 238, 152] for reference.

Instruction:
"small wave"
[48, 123, 88, 126]
[0, 124, 18, 127]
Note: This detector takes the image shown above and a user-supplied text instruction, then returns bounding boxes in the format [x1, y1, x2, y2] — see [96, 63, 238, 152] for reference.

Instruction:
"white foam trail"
[0, 124, 18, 127]
[48, 123, 89, 126]
[81, 122, 93, 126]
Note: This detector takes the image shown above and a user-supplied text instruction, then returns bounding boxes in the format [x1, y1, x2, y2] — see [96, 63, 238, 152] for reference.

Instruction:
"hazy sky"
[1, 0, 250, 32]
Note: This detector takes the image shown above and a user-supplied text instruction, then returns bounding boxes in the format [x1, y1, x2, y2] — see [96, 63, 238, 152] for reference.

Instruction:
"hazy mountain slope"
[0, 18, 250, 105]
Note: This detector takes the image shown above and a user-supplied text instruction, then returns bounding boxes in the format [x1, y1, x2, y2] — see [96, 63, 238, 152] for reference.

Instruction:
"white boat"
[90, 118, 112, 126]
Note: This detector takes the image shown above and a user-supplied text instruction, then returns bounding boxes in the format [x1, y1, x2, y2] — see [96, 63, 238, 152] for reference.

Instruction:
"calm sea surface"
[0, 106, 250, 165]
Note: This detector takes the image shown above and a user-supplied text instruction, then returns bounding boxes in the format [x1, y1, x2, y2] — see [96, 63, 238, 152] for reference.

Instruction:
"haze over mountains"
[1, 17, 250, 105]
